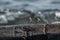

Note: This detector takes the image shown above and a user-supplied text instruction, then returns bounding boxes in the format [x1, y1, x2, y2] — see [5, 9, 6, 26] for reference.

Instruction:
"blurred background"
[0, 0, 60, 10]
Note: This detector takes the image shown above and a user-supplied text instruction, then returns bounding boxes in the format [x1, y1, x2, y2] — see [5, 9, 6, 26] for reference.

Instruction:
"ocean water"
[0, 0, 60, 25]
[0, 0, 60, 11]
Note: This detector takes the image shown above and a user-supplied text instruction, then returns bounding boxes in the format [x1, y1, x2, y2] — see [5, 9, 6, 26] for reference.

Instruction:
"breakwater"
[0, 24, 60, 40]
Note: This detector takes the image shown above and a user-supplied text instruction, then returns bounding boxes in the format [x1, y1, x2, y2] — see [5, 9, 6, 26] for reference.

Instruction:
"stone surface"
[0, 24, 60, 37]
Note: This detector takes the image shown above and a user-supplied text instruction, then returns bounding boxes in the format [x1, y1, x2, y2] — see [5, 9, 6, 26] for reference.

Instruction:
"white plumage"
[0, 15, 8, 23]
[55, 12, 60, 18]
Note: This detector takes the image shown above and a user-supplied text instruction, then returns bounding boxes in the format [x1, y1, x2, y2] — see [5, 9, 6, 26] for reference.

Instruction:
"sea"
[0, 0, 60, 25]
[0, 0, 60, 11]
